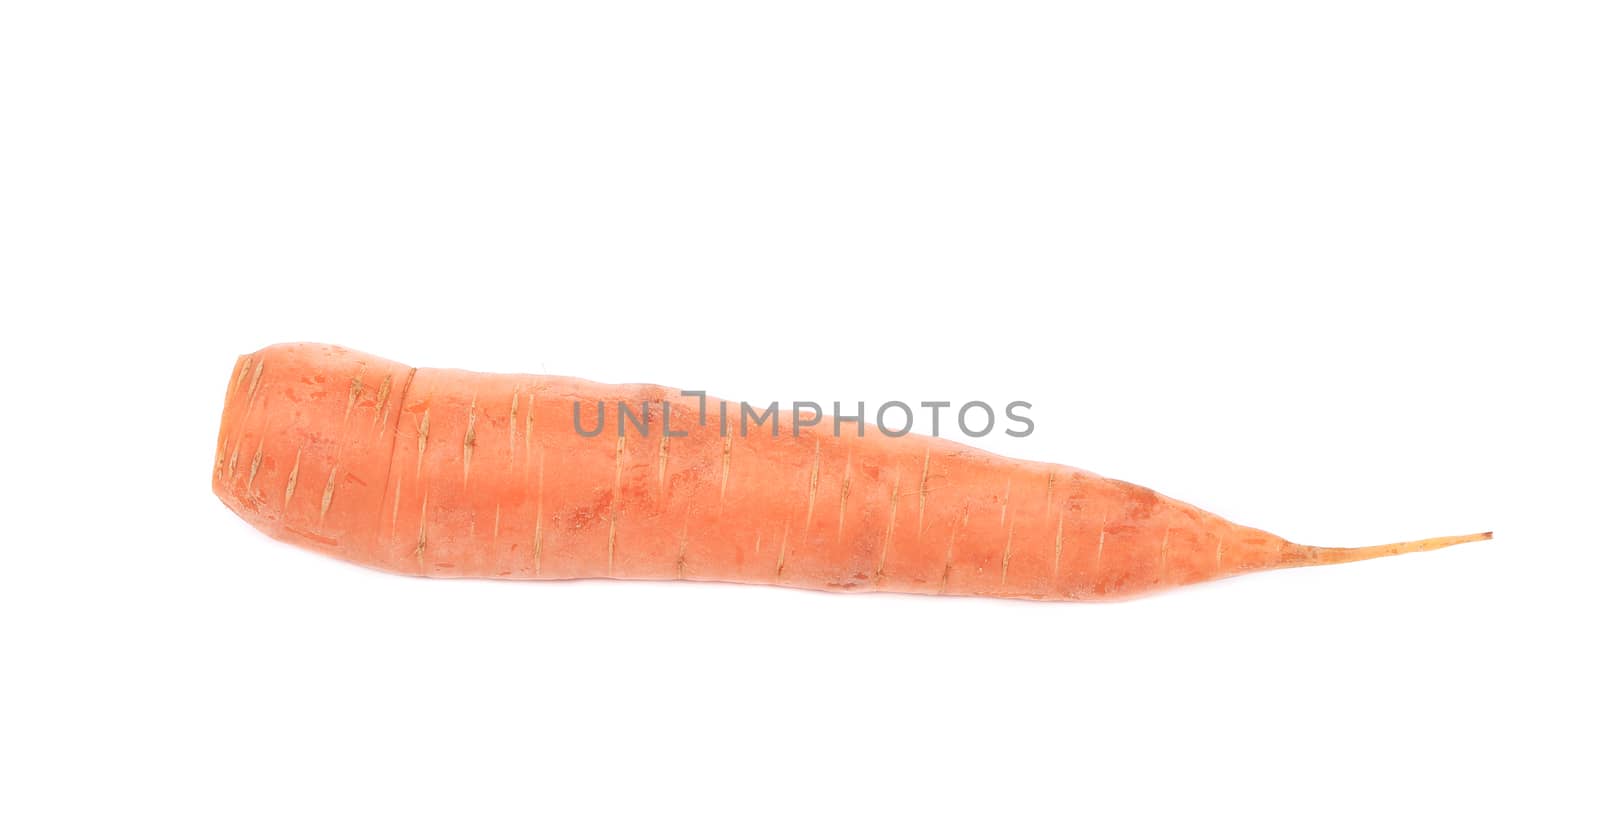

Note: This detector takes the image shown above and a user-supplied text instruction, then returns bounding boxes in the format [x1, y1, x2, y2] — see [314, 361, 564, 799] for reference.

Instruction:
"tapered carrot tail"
[1285, 531, 1493, 568]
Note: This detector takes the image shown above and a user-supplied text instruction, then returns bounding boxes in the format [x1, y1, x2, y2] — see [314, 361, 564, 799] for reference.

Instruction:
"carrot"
[213, 343, 1491, 600]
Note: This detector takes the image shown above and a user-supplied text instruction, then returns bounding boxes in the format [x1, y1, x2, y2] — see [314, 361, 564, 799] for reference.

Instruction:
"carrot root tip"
[1292, 531, 1493, 567]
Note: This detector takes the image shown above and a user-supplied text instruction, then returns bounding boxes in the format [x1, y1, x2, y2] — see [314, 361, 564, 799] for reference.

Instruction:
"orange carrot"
[213, 343, 1490, 600]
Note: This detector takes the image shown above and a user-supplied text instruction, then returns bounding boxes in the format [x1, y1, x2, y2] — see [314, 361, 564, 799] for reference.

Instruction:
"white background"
[2, 3, 1596, 826]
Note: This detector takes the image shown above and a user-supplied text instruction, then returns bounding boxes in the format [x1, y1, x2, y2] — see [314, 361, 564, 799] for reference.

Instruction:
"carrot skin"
[213, 344, 1490, 601]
